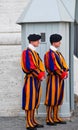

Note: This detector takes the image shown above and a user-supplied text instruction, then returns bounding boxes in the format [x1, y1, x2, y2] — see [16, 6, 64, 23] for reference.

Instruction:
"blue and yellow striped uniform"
[44, 49, 69, 106]
[21, 48, 45, 110]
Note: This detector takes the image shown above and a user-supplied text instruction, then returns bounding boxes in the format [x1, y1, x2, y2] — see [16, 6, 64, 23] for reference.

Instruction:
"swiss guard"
[44, 34, 69, 125]
[21, 34, 45, 129]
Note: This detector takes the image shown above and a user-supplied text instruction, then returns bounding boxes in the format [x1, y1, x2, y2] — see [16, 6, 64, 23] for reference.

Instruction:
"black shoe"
[26, 127, 37, 130]
[55, 121, 67, 124]
[36, 124, 44, 128]
[46, 122, 56, 126]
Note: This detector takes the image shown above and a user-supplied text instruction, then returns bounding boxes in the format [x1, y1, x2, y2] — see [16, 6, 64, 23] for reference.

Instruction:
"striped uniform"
[21, 48, 45, 110]
[44, 49, 68, 106]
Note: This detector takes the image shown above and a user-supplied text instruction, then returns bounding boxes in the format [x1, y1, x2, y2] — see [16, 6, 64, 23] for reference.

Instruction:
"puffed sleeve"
[21, 50, 45, 80]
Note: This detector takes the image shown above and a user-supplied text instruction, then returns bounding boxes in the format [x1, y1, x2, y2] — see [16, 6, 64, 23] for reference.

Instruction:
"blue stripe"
[58, 80, 64, 105]
[54, 52, 63, 68]
[29, 77, 33, 110]
[49, 50, 54, 71]
[34, 78, 38, 107]
[26, 49, 30, 70]
[34, 77, 38, 92]
[48, 76, 52, 106]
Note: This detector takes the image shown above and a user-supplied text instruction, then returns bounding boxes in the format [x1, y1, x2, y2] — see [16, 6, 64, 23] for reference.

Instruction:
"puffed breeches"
[44, 75, 64, 106]
[22, 75, 42, 110]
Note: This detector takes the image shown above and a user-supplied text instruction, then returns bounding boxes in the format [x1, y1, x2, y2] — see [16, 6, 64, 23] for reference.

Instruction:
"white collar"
[50, 45, 57, 51]
[28, 44, 36, 51]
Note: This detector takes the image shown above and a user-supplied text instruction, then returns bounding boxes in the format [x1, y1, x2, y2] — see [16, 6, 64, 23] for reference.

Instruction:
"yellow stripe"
[28, 111, 34, 127]
[31, 51, 38, 66]
[60, 54, 68, 70]
[32, 79, 36, 109]
[39, 60, 45, 71]
[51, 76, 55, 105]
[31, 50, 45, 72]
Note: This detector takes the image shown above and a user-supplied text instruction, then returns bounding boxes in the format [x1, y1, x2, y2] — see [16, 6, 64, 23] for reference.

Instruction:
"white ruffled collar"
[28, 44, 36, 51]
[50, 45, 57, 51]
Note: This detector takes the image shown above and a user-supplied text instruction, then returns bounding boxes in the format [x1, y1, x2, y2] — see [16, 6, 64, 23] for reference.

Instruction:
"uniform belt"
[47, 71, 57, 76]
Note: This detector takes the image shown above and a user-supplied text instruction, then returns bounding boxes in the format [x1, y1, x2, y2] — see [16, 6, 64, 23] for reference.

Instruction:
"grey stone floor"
[0, 115, 78, 130]
[0, 103, 78, 130]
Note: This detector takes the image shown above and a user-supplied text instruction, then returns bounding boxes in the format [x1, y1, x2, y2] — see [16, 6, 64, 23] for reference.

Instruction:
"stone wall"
[0, 46, 22, 116]
[0, 0, 30, 116]
[0, 0, 30, 45]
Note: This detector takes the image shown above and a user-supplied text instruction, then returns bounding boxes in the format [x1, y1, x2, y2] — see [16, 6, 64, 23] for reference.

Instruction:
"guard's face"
[53, 41, 61, 48]
[31, 40, 40, 47]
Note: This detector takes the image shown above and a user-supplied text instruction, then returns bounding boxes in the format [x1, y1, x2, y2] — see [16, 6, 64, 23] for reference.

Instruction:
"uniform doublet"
[21, 48, 45, 110]
[44, 49, 68, 106]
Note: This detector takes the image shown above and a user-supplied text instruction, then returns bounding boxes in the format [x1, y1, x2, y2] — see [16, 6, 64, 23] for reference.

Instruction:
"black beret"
[28, 34, 41, 41]
[50, 34, 62, 44]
